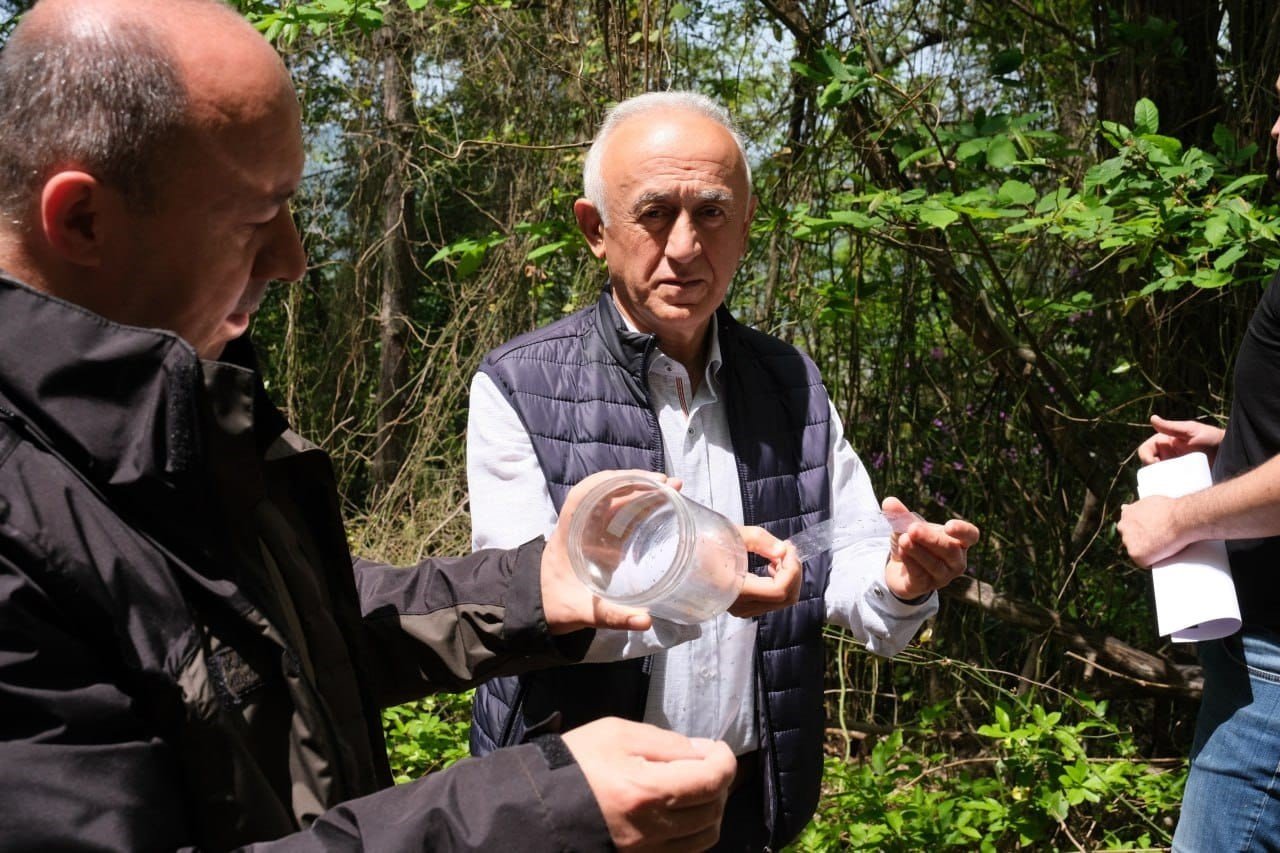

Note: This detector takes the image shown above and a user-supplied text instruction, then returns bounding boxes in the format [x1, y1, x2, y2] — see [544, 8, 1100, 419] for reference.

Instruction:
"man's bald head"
[0, 0, 273, 228]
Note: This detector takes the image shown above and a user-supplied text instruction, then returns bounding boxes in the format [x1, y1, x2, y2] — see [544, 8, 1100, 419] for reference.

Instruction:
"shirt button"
[872, 587, 884, 598]
[701, 667, 714, 679]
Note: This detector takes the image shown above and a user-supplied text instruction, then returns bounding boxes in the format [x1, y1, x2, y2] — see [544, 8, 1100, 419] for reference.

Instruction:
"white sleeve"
[823, 400, 938, 657]
[466, 371, 559, 550]
[466, 371, 700, 658]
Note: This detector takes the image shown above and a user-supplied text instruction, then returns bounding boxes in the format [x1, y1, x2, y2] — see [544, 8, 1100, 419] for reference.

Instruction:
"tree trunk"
[1092, 0, 1225, 148]
[373, 16, 418, 489]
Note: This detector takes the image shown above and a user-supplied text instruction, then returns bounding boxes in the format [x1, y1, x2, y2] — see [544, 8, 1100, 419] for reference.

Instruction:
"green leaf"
[525, 240, 569, 261]
[997, 180, 1036, 206]
[918, 203, 959, 229]
[1192, 269, 1232, 288]
[1219, 174, 1266, 196]
[954, 138, 989, 162]
[989, 48, 1023, 77]
[1133, 98, 1160, 135]
[1212, 123, 1237, 155]
[1213, 244, 1247, 271]
[986, 137, 1017, 168]
[669, 2, 692, 21]
[1202, 214, 1231, 247]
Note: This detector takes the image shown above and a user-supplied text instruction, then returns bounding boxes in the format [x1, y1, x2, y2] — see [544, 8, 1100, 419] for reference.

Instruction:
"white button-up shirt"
[467, 311, 936, 755]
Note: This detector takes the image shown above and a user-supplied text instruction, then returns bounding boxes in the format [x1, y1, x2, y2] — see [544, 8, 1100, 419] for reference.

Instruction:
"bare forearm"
[1176, 454, 1280, 543]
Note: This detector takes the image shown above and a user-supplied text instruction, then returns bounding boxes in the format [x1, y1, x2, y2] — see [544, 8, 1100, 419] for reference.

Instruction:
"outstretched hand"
[882, 496, 979, 601]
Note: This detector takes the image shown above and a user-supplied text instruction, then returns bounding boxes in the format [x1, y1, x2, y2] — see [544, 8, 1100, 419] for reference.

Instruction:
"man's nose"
[664, 211, 701, 264]
[254, 204, 307, 284]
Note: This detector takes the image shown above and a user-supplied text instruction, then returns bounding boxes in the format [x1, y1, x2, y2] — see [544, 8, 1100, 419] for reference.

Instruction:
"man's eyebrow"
[629, 188, 734, 213]
[631, 190, 673, 212]
[695, 189, 733, 203]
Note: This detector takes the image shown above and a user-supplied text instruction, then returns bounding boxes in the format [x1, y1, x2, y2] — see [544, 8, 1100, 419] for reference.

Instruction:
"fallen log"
[941, 576, 1203, 698]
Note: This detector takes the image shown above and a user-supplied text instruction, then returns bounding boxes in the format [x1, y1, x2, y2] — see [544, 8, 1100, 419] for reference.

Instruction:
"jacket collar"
[0, 273, 283, 496]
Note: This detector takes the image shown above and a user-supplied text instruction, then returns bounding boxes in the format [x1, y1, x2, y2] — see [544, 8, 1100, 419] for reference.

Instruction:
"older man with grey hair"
[467, 90, 980, 851]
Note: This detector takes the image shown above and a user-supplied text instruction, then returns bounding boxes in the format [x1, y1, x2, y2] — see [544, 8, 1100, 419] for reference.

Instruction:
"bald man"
[0, 2, 742, 850]
[466, 92, 980, 851]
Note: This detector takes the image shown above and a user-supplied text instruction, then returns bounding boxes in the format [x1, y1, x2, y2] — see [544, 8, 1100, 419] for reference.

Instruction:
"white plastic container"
[566, 473, 747, 624]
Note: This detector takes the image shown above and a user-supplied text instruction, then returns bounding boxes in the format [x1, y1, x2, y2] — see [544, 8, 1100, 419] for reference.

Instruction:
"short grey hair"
[582, 91, 752, 224]
[0, 4, 216, 224]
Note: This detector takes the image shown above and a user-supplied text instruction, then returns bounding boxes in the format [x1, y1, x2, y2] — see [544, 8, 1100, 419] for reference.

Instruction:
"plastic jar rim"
[566, 473, 694, 606]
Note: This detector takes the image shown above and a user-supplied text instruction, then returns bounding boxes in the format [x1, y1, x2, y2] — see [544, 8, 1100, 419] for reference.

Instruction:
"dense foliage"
[8, 0, 1280, 847]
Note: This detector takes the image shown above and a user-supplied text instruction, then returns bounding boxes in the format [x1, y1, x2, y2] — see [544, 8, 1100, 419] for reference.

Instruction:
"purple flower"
[932, 418, 945, 429]
[871, 451, 886, 470]
[929, 347, 944, 361]
[921, 457, 935, 476]
[952, 461, 965, 471]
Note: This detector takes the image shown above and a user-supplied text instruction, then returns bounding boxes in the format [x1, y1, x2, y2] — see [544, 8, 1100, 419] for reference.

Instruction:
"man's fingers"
[738, 525, 786, 562]
[942, 518, 980, 547]
[599, 719, 720, 764]
[897, 538, 954, 583]
[728, 538, 802, 617]
[592, 600, 652, 632]
[636, 756, 735, 807]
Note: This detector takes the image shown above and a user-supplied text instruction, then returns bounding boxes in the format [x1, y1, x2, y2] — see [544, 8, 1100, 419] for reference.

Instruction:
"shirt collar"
[610, 293, 724, 391]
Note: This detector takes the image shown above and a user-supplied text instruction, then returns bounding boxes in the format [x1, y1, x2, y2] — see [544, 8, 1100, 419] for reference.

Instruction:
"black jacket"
[0, 275, 611, 851]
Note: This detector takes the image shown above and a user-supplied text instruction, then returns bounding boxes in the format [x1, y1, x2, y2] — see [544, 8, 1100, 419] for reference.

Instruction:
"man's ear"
[573, 198, 608, 260]
[39, 171, 114, 267]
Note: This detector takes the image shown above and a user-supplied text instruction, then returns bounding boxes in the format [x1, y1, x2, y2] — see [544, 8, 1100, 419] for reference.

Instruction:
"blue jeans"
[1174, 628, 1280, 852]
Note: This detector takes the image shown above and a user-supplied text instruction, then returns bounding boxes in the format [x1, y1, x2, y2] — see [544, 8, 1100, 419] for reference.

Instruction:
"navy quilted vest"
[471, 291, 833, 848]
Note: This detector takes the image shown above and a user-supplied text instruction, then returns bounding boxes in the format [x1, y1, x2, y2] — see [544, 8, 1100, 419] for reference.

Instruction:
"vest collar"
[594, 286, 658, 378]
[594, 284, 737, 384]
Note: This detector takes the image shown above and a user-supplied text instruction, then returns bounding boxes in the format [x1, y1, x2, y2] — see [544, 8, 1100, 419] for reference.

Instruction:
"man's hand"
[1137, 414, 1226, 465]
[882, 496, 979, 601]
[541, 470, 664, 635]
[1117, 495, 1186, 568]
[562, 718, 735, 852]
[727, 527, 802, 618]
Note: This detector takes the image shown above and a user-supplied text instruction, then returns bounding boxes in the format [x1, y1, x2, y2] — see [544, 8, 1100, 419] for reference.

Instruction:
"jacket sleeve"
[352, 537, 594, 707]
[0, 548, 613, 852]
[244, 739, 613, 852]
[0, 549, 198, 851]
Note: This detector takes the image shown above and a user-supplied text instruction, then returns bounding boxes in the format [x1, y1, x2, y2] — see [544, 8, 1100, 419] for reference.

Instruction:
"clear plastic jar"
[566, 473, 747, 624]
